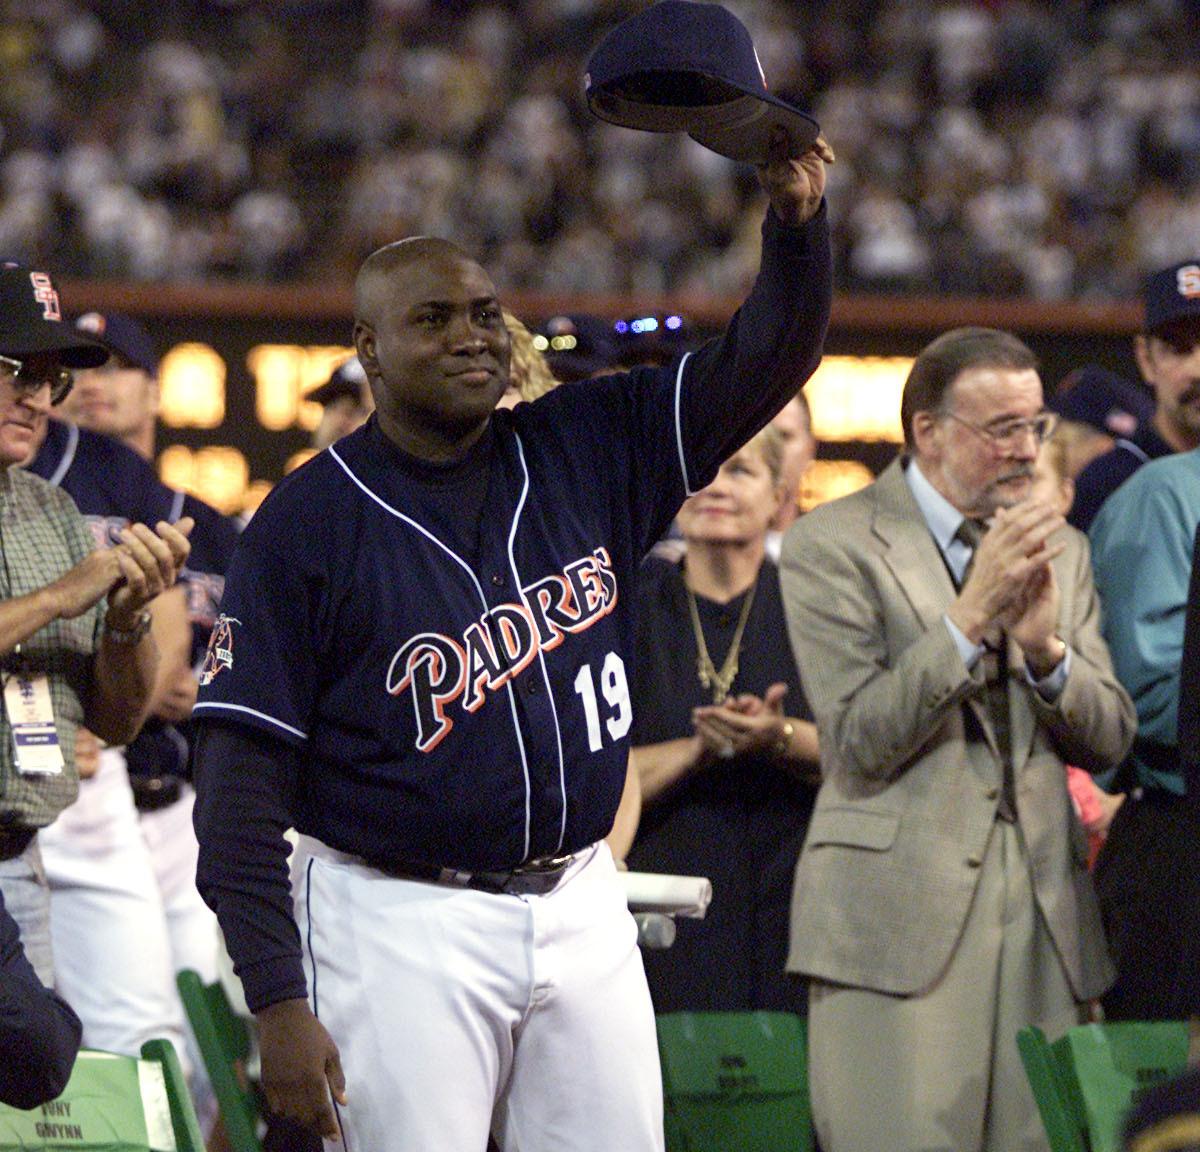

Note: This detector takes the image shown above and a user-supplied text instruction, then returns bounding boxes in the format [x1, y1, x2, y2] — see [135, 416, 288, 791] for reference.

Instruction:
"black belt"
[129, 774, 184, 812]
[0, 824, 36, 862]
[366, 853, 576, 896]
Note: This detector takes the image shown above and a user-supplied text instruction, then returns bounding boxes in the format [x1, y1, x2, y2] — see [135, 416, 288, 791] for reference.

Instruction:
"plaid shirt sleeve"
[0, 471, 104, 827]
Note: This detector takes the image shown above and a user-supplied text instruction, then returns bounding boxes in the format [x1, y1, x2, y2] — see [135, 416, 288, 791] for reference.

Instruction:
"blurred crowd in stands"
[0, 0, 1198, 300]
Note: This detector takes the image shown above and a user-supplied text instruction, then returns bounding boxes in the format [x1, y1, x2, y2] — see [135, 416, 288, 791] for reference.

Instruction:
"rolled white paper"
[620, 871, 712, 919]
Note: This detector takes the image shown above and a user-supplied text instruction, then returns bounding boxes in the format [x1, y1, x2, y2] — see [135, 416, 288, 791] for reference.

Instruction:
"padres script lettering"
[387, 547, 618, 752]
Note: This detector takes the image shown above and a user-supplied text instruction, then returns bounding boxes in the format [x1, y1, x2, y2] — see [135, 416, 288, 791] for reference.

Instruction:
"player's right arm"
[192, 720, 347, 1137]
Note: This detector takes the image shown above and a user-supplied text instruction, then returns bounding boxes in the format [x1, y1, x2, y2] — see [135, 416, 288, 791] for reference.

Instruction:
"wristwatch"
[774, 720, 795, 758]
[103, 609, 152, 646]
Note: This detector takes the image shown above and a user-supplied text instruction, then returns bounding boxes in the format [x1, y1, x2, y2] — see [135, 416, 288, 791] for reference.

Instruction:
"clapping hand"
[105, 518, 193, 627]
[693, 682, 789, 760]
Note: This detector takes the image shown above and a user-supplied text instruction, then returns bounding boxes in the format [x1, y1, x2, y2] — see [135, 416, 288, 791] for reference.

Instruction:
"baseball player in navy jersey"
[192, 129, 832, 1150]
[62, 313, 238, 996]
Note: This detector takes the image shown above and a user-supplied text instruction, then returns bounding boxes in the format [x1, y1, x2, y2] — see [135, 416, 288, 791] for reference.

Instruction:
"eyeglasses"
[943, 409, 1058, 450]
[0, 354, 74, 406]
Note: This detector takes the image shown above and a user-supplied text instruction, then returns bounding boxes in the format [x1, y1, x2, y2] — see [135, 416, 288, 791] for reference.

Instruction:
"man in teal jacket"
[1089, 443, 1200, 1020]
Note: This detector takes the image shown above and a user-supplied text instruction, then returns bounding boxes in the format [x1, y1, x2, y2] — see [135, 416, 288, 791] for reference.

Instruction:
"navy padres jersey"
[29, 419, 240, 779]
[197, 378, 695, 867]
[195, 209, 832, 871]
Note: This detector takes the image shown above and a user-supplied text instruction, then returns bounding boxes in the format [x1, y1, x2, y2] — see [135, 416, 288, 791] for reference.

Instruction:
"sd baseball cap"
[0, 263, 107, 367]
[74, 311, 159, 375]
[1143, 260, 1200, 334]
[584, 0, 819, 163]
[308, 356, 367, 406]
[1048, 365, 1154, 439]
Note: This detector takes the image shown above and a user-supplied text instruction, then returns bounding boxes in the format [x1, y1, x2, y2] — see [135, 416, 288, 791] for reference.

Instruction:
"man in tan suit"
[780, 327, 1135, 1152]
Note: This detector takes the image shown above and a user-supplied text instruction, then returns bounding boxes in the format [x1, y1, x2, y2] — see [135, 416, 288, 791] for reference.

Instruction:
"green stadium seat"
[176, 968, 263, 1152]
[1017, 1020, 1190, 1152]
[0, 1038, 203, 1152]
[656, 1010, 813, 1152]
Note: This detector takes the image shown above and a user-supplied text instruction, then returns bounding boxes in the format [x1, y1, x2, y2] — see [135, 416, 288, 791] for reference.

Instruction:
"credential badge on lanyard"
[2, 645, 64, 776]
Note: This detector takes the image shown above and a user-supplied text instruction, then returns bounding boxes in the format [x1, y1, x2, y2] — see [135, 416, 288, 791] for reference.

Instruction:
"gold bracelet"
[774, 720, 795, 758]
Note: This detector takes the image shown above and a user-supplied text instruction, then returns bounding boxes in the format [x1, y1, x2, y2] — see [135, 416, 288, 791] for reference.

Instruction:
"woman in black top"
[612, 424, 820, 1013]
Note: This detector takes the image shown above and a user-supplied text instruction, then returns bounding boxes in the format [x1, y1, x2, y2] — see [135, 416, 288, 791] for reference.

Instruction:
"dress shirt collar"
[903, 456, 968, 555]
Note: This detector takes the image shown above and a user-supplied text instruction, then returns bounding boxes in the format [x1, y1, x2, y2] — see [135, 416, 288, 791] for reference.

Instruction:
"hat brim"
[587, 71, 819, 163]
[1147, 307, 1200, 336]
[77, 333, 157, 375]
[589, 71, 754, 131]
[688, 93, 820, 163]
[307, 380, 364, 406]
[0, 327, 109, 369]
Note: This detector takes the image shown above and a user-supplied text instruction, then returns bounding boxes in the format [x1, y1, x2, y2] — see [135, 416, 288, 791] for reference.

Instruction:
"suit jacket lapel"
[870, 459, 998, 757]
[870, 460, 956, 633]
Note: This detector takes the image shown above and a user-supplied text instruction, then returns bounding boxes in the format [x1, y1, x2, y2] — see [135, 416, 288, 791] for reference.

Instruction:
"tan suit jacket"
[780, 458, 1134, 1000]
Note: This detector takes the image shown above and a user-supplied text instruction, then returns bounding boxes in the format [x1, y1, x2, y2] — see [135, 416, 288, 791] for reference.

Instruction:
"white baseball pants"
[39, 749, 191, 1067]
[294, 837, 665, 1152]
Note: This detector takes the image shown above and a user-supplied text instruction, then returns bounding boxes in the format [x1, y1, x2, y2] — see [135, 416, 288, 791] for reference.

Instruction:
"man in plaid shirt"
[0, 263, 191, 982]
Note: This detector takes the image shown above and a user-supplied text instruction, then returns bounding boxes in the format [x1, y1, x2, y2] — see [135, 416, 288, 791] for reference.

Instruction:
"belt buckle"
[469, 853, 575, 896]
[513, 853, 574, 877]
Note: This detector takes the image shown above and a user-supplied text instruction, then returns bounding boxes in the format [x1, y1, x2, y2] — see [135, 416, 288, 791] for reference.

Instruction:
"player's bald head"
[354, 237, 488, 326]
[350, 235, 511, 459]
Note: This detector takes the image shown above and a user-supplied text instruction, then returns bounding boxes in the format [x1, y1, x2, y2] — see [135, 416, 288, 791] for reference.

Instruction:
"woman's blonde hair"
[1040, 423, 1076, 483]
[504, 311, 560, 403]
[743, 422, 785, 487]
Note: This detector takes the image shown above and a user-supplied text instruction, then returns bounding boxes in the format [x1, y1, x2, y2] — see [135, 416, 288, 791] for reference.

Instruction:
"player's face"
[313, 393, 374, 451]
[0, 354, 58, 466]
[676, 442, 783, 548]
[60, 359, 157, 442]
[916, 365, 1045, 520]
[1136, 322, 1200, 450]
[360, 253, 511, 457]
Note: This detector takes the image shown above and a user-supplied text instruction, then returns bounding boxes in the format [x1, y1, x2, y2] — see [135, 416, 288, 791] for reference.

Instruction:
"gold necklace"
[685, 576, 757, 704]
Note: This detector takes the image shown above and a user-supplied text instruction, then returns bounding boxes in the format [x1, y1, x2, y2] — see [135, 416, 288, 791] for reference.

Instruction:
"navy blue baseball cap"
[309, 356, 367, 406]
[584, 0, 819, 164]
[1143, 260, 1200, 335]
[1049, 365, 1154, 438]
[534, 314, 622, 383]
[0, 263, 107, 367]
[74, 311, 158, 374]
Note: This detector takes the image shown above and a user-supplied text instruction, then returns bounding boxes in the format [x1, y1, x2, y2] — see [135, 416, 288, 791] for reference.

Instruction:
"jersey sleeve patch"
[199, 612, 239, 686]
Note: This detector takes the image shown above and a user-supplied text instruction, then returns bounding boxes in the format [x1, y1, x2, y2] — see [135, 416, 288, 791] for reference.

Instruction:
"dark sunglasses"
[0, 353, 74, 406]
